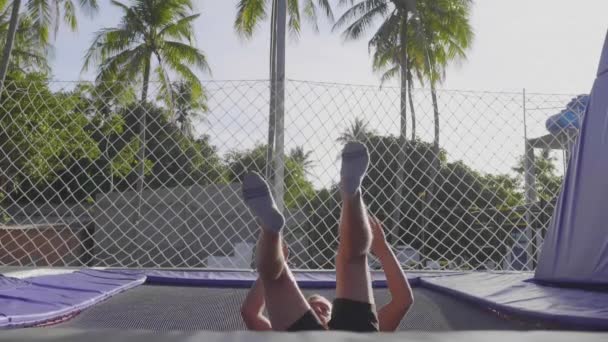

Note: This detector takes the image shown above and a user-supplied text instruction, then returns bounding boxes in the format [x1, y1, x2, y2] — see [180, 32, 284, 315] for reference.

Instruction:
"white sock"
[241, 172, 285, 233]
[340, 141, 369, 196]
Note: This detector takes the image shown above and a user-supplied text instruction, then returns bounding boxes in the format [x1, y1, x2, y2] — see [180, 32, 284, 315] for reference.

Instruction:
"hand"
[369, 216, 389, 257]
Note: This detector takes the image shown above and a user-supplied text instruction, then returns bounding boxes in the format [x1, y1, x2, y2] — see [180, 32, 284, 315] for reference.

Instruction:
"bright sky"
[48, 0, 608, 188]
[52, 0, 608, 93]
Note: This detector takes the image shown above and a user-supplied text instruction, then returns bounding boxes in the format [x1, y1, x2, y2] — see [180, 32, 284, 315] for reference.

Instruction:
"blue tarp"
[535, 30, 608, 286]
[545, 95, 589, 134]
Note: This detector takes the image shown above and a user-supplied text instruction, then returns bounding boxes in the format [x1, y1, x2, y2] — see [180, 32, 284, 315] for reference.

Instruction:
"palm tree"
[0, 0, 98, 90]
[365, 0, 473, 144]
[410, 0, 473, 156]
[83, 0, 210, 218]
[337, 117, 373, 143]
[407, 66, 416, 140]
[235, 0, 335, 207]
[335, 0, 414, 141]
[169, 81, 208, 139]
[406, 1, 473, 254]
[0, 4, 48, 74]
[334, 0, 415, 241]
[83, 0, 210, 103]
[335, 0, 473, 247]
[289, 146, 314, 175]
[235, 0, 334, 39]
[373, 45, 420, 140]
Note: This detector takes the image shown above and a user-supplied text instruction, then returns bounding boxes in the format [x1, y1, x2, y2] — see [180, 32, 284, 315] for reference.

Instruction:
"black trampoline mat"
[56, 285, 548, 331]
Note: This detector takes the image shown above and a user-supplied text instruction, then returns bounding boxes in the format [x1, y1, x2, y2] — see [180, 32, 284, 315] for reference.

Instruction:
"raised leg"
[243, 172, 316, 331]
[335, 142, 374, 304]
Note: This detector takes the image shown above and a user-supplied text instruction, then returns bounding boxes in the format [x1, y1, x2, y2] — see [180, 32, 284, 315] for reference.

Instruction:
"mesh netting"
[0, 79, 584, 270]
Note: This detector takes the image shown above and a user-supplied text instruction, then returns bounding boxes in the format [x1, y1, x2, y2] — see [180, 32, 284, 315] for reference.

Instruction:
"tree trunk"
[0, 0, 22, 92]
[135, 55, 151, 221]
[272, 0, 287, 212]
[407, 68, 416, 141]
[140, 57, 151, 103]
[422, 81, 440, 262]
[0, 0, 21, 205]
[431, 82, 439, 152]
[390, 16, 408, 244]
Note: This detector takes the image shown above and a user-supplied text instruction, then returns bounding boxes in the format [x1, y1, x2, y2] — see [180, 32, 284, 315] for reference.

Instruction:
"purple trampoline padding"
[3, 270, 608, 330]
[419, 273, 608, 330]
[0, 270, 146, 328]
[535, 30, 608, 286]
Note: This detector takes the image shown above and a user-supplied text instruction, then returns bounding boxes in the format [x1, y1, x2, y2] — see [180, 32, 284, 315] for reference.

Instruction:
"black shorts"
[287, 298, 379, 332]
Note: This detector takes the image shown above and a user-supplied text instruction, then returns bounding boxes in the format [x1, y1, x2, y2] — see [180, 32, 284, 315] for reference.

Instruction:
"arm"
[370, 216, 414, 332]
[240, 278, 272, 331]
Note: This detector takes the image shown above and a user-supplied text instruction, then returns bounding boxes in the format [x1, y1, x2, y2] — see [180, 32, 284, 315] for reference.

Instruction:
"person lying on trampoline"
[240, 141, 414, 332]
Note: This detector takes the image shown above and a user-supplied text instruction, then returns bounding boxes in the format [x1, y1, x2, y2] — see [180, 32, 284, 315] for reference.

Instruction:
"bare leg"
[243, 172, 313, 331]
[335, 190, 375, 304]
[335, 142, 375, 304]
[256, 228, 312, 331]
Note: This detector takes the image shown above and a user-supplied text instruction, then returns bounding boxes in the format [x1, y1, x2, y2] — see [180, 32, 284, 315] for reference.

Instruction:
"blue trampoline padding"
[419, 273, 608, 330]
[0, 270, 146, 328]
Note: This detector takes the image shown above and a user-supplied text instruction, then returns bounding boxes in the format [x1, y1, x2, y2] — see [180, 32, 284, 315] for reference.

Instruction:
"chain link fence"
[0, 78, 584, 270]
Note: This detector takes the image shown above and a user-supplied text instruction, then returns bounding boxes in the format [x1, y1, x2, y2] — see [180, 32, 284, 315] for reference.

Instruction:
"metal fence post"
[272, 0, 287, 212]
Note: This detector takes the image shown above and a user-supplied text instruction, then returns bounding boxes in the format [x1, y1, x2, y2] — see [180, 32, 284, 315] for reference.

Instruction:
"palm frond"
[84, 0, 208, 110]
[333, 0, 385, 29]
[26, 0, 54, 43]
[334, 0, 389, 41]
[62, 1, 77, 31]
[161, 58, 203, 102]
[234, 0, 267, 39]
[160, 40, 211, 75]
[78, 0, 99, 16]
[379, 65, 399, 86]
[315, 0, 334, 22]
[95, 44, 147, 82]
[303, 0, 319, 33]
[367, 9, 399, 52]
[287, 0, 301, 37]
[82, 27, 139, 72]
[159, 13, 199, 42]
[154, 60, 175, 120]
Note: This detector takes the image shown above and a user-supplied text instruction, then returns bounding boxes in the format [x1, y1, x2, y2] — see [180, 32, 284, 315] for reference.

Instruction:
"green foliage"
[284, 157, 315, 208]
[308, 124, 527, 267]
[0, 4, 49, 73]
[481, 173, 523, 209]
[335, 0, 474, 88]
[336, 117, 375, 143]
[514, 149, 563, 201]
[1, 75, 225, 204]
[111, 136, 151, 179]
[166, 81, 209, 138]
[234, 0, 334, 39]
[0, 73, 101, 184]
[24, 0, 99, 44]
[226, 144, 315, 208]
[83, 0, 209, 103]
[288, 146, 314, 174]
[105, 103, 227, 189]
